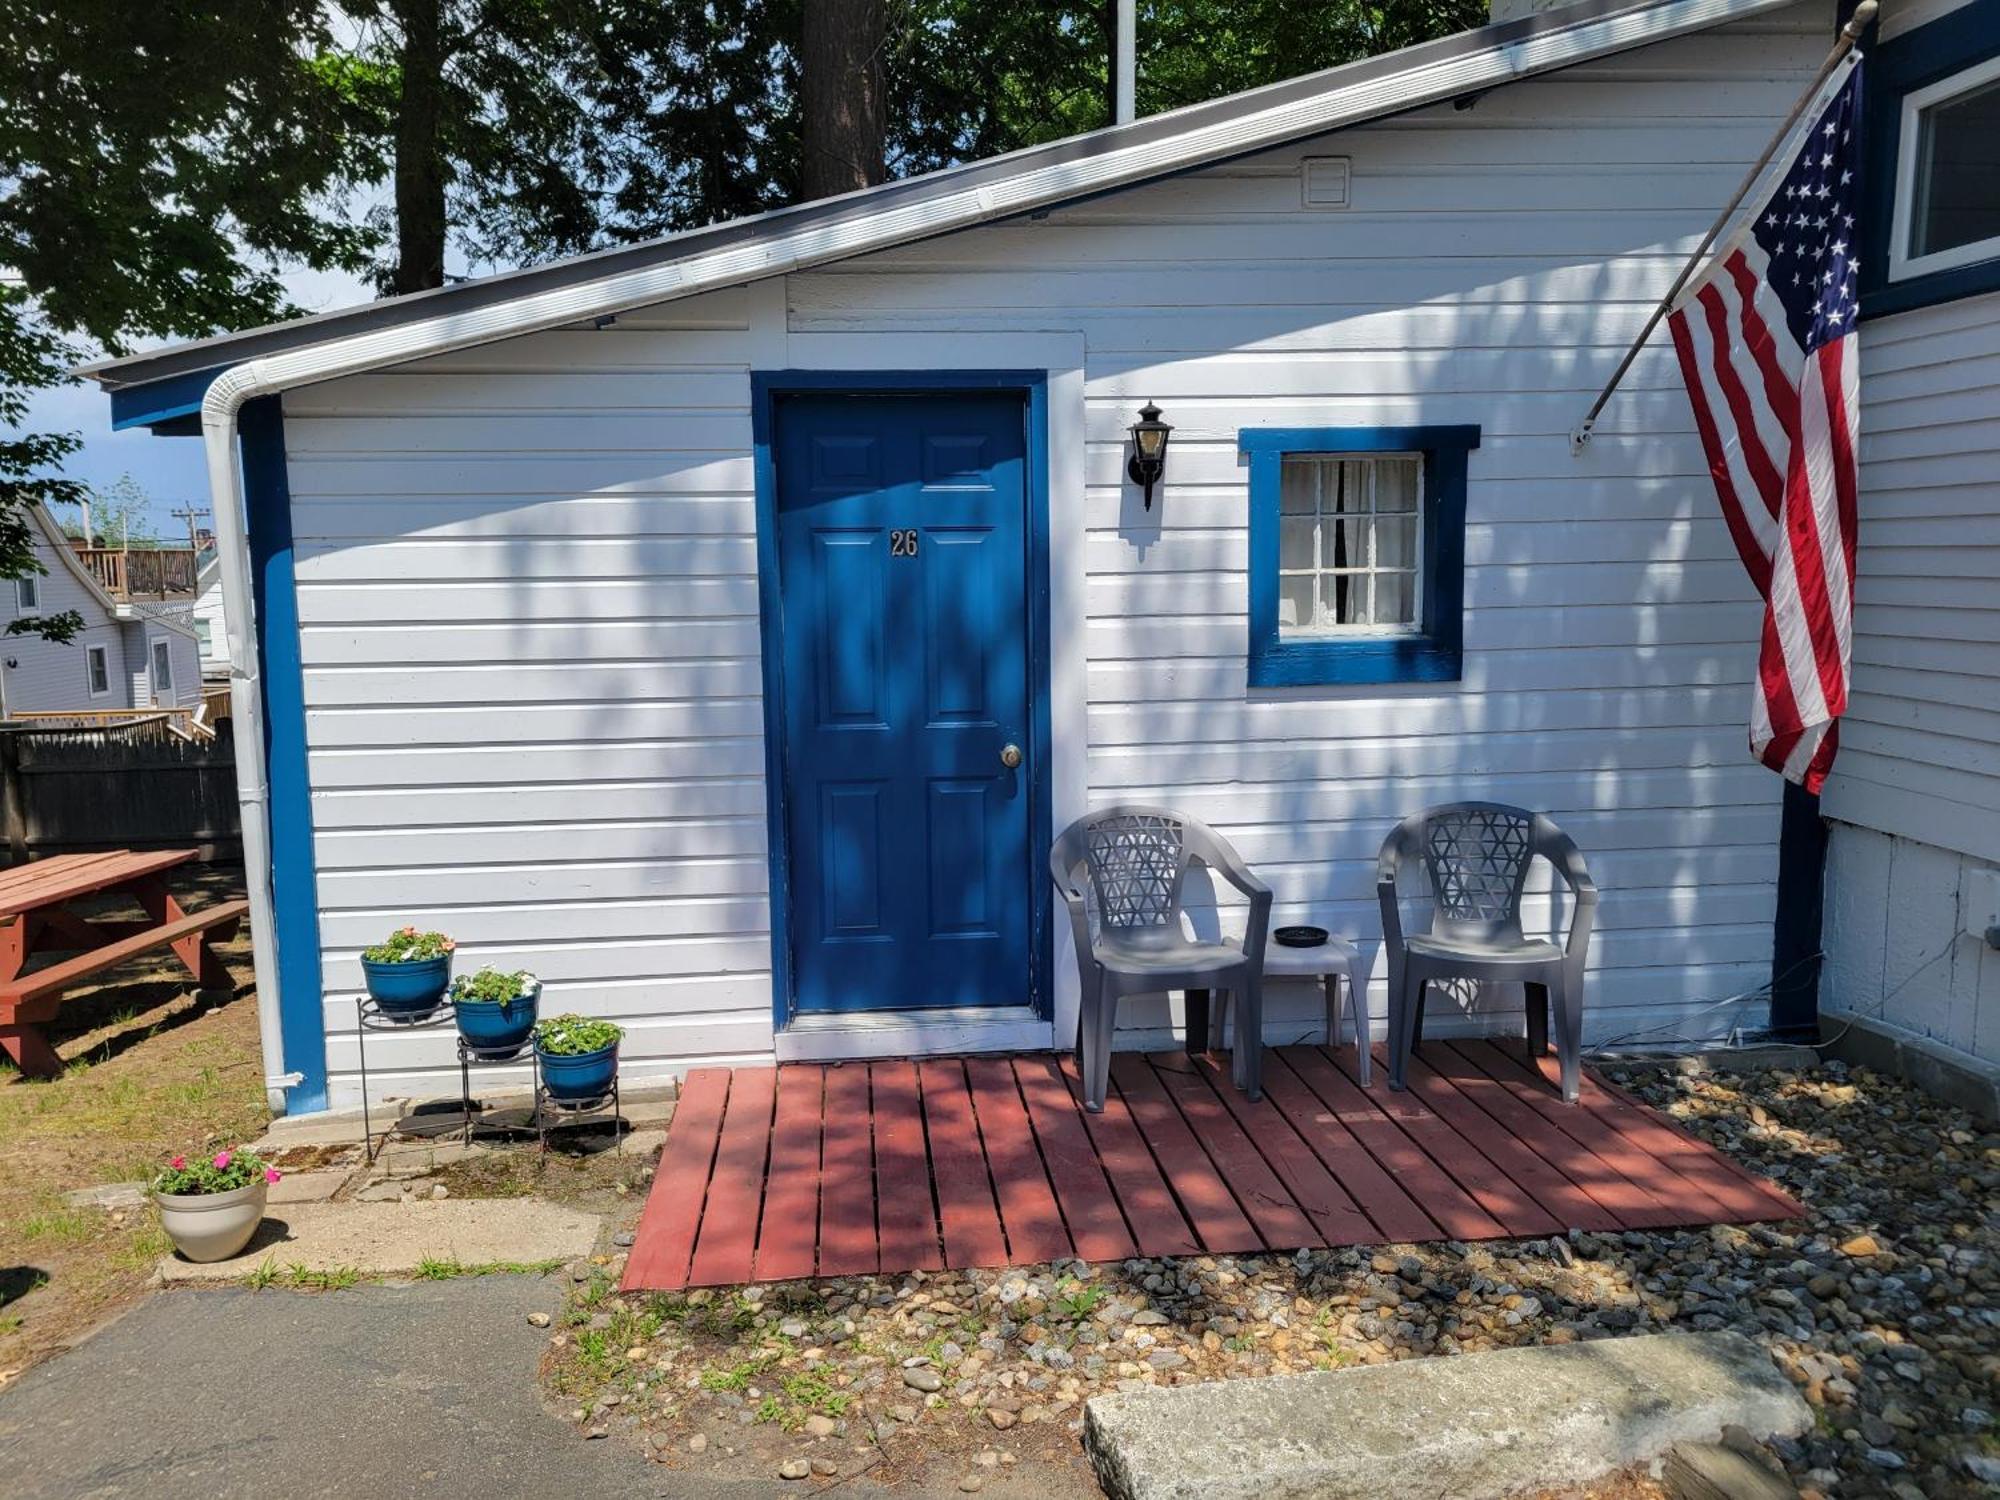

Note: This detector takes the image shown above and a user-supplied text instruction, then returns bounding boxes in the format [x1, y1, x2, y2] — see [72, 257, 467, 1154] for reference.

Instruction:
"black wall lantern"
[1126, 401, 1173, 509]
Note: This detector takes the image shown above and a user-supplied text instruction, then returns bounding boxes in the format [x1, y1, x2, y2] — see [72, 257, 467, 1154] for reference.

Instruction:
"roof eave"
[80, 0, 1799, 398]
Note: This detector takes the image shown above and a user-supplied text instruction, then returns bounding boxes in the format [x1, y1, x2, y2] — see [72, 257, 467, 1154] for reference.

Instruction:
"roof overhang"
[85, 0, 1802, 427]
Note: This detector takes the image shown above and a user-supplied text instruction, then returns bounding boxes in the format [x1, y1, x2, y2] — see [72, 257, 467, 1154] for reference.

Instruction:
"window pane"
[1376, 514, 1419, 569]
[1375, 571, 1416, 626]
[1278, 574, 1315, 629]
[1325, 571, 1368, 626]
[1374, 457, 1420, 512]
[1913, 78, 2000, 259]
[1279, 459, 1320, 514]
[1329, 517, 1369, 568]
[1279, 516, 1318, 571]
[1335, 461, 1369, 514]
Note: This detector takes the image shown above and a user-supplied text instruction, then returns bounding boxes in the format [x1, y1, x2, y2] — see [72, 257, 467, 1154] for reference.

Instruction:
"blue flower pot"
[362, 954, 452, 1019]
[453, 980, 539, 1060]
[536, 1041, 619, 1106]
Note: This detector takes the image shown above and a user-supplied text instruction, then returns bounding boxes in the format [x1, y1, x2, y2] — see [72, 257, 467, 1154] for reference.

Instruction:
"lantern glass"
[1135, 424, 1168, 460]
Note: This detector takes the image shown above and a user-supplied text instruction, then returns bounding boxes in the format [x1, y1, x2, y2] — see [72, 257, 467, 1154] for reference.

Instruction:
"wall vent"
[1301, 156, 1351, 208]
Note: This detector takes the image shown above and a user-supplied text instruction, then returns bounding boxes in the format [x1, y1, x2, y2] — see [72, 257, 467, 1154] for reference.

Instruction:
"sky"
[24, 262, 380, 538]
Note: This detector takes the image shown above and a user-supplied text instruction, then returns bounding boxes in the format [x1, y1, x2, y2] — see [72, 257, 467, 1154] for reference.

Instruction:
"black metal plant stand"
[355, 997, 542, 1161]
[532, 1072, 622, 1157]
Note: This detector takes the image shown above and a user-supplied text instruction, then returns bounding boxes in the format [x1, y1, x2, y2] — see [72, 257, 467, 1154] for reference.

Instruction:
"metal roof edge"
[80, 0, 1799, 394]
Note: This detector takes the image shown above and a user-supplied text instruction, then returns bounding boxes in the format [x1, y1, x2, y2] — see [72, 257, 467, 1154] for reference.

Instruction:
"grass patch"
[19, 1206, 96, 1245]
[414, 1254, 565, 1280]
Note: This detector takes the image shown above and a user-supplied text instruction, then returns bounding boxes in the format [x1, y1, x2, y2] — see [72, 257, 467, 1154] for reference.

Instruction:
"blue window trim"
[750, 370, 1054, 1034]
[1241, 425, 1479, 687]
[109, 365, 225, 435]
[241, 395, 329, 1113]
[1859, 0, 2000, 319]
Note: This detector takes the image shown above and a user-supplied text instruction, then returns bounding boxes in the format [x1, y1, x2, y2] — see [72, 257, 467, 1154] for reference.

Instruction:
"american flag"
[1668, 58, 1863, 794]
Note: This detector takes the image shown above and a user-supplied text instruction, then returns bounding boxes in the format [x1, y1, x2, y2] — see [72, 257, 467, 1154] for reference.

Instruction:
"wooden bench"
[0, 850, 246, 1078]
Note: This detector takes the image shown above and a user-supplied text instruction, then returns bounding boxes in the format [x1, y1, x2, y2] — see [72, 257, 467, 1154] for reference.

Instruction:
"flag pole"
[1569, 0, 1875, 455]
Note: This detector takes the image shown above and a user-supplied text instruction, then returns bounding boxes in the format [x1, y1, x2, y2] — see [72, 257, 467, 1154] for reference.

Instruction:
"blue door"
[774, 393, 1031, 1013]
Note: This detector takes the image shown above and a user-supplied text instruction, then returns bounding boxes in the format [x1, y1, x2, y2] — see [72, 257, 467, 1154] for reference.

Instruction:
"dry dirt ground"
[0, 863, 265, 1383]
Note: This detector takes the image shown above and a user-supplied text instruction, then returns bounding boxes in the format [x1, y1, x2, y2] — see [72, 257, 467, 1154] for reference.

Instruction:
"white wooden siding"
[1, 531, 129, 715]
[288, 7, 1832, 1104]
[1822, 288, 2000, 863]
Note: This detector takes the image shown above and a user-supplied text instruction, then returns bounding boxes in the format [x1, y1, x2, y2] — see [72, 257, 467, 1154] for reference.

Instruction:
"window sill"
[1248, 634, 1461, 687]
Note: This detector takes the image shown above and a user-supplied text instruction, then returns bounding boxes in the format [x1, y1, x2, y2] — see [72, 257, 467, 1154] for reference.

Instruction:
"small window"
[1244, 426, 1478, 686]
[1891, 52, 2000, 282]
[150, 637, 174, 702]
[1277, 454, 1423, 635]
[193, 618, 212, 651]
[85, 644, 110, 697]
[15, 575, 39, 613]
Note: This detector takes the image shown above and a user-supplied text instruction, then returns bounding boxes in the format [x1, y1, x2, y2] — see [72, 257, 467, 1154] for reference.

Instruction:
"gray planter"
[155, 1177, 269, 1263]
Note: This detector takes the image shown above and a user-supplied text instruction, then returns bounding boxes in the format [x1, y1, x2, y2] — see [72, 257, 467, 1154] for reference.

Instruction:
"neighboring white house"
[191, 553, 229, 681]
[1816, 0, 2000, 1080]
[80, 0, 1996, 1115]
[3, 505, 204, 719]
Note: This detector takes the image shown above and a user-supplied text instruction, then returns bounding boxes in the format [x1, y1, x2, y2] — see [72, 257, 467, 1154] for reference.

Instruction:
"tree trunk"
[1102, 0, 1119, 127]
[391, 0, 448, 294]
[800, 0, 887, 201]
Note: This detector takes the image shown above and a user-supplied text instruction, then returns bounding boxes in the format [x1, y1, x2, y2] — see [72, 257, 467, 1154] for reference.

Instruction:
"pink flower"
[213, 1150, 233, 1170]
[265, 1167, 282, 1184]
[170, 1155, 185, 1170]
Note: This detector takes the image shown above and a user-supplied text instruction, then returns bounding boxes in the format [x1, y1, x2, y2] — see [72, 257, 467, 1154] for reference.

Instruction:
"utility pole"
[169, 505, 209, 556]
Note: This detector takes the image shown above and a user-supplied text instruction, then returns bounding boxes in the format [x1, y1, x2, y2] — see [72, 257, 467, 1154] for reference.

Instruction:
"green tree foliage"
[0, 1, 381, 636]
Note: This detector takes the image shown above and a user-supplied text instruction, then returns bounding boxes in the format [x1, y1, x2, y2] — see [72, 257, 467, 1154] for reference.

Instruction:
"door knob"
[999, 743, 1023, 769]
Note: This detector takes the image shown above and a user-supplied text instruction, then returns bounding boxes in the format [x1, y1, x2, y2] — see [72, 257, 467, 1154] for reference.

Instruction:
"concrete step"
[1081, 1331, 1810, 1500]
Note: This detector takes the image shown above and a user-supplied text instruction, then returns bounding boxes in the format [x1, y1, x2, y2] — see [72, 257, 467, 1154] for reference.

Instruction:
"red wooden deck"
[622, 1042, 1803, 1292]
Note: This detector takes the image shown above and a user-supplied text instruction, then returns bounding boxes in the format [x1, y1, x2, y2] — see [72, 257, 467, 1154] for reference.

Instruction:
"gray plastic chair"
[1051, 805, 1271, 1112]
[1377, 802, 1598, 1103]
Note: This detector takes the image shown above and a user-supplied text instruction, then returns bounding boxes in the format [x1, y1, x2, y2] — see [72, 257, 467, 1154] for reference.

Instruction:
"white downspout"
[201, 365, 295, 1112]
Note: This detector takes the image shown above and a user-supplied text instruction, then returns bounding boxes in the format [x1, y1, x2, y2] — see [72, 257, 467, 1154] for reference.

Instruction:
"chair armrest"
[1201, 849, 1272, 969]
[1376, 875, 1405, 956]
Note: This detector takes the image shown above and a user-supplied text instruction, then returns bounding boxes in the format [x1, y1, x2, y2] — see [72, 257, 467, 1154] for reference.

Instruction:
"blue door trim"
[240, 396, 330, 1111]
[751, 371, 1053, 1032]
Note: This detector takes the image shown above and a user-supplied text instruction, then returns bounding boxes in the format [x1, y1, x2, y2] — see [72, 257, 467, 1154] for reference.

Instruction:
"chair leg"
[1232, 974, 1263, 1101]
[1323, 973, 1338, 1049]
[1343, 966, 1371, 1086]
[1390, 969, 1419, 1091]
[1551, 975, 1583, 1105]
[1410, 979, 1429, 1054]
[1525, 980, 1550, 1059]
[1208, 989, 1229, 1053]
[1079, 980, 1117, 1113]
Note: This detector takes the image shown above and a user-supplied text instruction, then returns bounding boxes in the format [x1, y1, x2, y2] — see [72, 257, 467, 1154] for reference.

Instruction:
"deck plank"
[919, 1059, 1010, 1268]
[752, 1065, 825, 1283]
[687, 1066, 777, 1288]
[1190, 1051, 1382, 1247]
[620, 1067, 731, 1292]
[871, 1061, 945, 1272]
[817, 1064, 880, 1277]
[1394, 1049, 1625, 1232]
[1016, 1057, 1137, 1263]
[1060, 1056, 1200, 1258]
[1434, 1042, 1701, 1229]
[965, 1058, 1074, 1265]
[1148, 1052, 1322, 1249]
[1281, 1045, 1517, 1241]
[1259, 1049, 1441, 1244]
[1109, 1053, 1262, 1255]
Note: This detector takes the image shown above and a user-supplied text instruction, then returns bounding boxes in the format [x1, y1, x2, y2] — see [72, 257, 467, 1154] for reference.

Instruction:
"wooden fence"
[0, 716, 240, 863]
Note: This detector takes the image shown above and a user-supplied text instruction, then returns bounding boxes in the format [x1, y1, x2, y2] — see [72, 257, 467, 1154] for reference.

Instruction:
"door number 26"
[889, 528, 919, 557]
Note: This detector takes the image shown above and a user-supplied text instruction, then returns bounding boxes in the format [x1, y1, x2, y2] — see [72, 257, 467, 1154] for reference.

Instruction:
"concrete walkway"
[0, 1277, 764, 1499]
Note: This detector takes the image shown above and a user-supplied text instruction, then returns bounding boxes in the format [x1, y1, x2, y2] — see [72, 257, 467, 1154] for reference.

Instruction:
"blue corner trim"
[240, 396, 328, 1113]
[109, 366, 226, 433]
[1860, 0, 2000, 319]
[1243, 425, 1478, 688]
[750, 370, 1055, 1033]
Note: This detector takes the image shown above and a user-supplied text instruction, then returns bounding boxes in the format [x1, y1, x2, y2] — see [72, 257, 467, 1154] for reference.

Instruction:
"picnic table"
[0, 850, 247, 1078]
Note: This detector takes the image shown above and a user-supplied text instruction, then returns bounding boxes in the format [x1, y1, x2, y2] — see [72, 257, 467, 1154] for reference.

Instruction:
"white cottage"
[2, 505, 203, 720]
[80, 0, 1997, 1115]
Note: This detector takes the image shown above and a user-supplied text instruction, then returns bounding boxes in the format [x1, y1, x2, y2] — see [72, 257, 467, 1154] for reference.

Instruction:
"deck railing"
[71, 546, 200, 599]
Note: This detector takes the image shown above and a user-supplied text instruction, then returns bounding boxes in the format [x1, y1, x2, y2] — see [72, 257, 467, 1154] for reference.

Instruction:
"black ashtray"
[1274, 925, 1329, 948]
